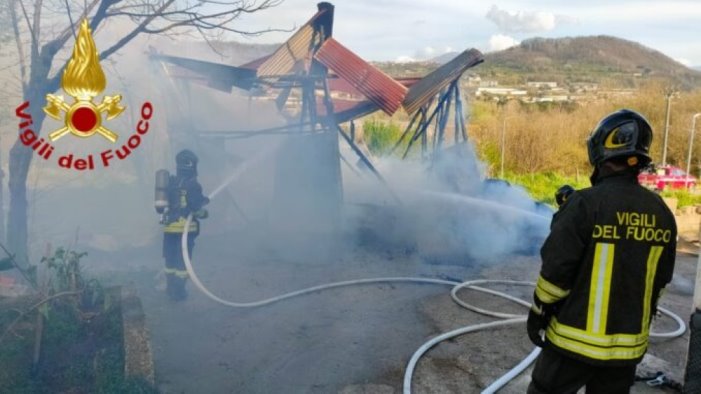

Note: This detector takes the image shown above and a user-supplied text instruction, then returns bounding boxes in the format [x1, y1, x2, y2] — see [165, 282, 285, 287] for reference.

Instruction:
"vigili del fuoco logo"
[15, 19, 153, 171]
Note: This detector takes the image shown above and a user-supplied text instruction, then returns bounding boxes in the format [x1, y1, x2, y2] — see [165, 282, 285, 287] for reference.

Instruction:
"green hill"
[478, 36, 701, 88]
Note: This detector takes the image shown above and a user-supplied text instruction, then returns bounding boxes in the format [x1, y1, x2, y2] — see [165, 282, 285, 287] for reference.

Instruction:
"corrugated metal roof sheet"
[396, 77, 422, 89]
[152, 54, 257, 92]
[332, 100, 381, 124]
[240, 55, 271, 70]
[327, 76, 363, 97]
[328, 76, 420, 97]
[257, 7, 332, 78]
[257, 24, 314, 78]
[402, 49, 483, 114]
[315, 38, 408, 116]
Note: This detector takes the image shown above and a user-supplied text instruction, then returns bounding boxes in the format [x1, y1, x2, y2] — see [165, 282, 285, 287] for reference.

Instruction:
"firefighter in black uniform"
[526, 109, 677, 393]
[163, 149, 209, 301]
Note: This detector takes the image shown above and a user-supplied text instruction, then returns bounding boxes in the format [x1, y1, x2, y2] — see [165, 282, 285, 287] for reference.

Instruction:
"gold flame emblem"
[44, 19, 124, 143]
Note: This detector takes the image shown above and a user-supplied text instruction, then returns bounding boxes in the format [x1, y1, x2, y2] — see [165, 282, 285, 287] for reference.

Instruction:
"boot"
[171, 277, 188, 301]
[166, 275, 187, 301]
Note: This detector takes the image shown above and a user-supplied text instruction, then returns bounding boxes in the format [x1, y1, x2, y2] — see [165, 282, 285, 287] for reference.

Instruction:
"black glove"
[194, 209, 209, 219]
[555, 185, 575, 207]
[527, 308, 548, 347]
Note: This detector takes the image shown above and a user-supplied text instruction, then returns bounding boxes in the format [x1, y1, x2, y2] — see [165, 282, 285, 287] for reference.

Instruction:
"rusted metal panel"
[257, 24, 315, 78]
[402, 48, 483, 114]
[396, 77, 422, 89]
[332, 101, 380, 124]
[315, 38, 408, 115]
[328, 76, 419, 97]
[152, 54, 257, 92]
[257, 5, 333, 78]
[327, 76, 363, 97]
[316, 97, 379, 121]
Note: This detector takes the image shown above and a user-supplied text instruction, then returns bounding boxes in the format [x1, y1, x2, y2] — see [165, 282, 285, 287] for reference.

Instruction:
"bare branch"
[63, 0, 77, 40]
[0, 290, 82, 345]
[106, 0, 286, 36]
[32, 0, 43, 50]
[50, 0, 99, 45]
[8, 0, 28, 90]
[39, 0, 100, 86]
[17, 1, 36, 50]
[194, 25, 227, 57]
[100, 0, 177, 61]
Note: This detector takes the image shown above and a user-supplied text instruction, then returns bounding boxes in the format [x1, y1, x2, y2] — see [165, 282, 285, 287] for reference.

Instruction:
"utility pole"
[661, 88, 675, 166]
[499, 97, 508, 179]
[685, 113, 701, 187]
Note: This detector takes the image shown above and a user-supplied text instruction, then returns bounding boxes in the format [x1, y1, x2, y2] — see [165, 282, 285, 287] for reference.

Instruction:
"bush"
[507, 172, 701, 209]
[660, 189, 701, 208]
[504, 172, 590, 206]
[362, 119, 404, 157]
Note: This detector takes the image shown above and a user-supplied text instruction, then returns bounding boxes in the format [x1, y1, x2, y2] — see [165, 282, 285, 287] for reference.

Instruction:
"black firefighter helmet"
[175, 149, 198, 176]
[586, 109, 652, 167]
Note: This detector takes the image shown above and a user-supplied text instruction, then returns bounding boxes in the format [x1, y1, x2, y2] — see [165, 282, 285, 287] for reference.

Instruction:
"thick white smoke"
[343, 142, 553, 264]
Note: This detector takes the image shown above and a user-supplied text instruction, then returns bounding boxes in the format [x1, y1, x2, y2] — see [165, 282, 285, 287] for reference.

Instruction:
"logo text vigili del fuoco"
[15, 19, 153, 171]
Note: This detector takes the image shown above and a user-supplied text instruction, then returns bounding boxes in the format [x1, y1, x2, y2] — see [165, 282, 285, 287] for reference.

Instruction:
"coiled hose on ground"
[179, 217, 686, 393]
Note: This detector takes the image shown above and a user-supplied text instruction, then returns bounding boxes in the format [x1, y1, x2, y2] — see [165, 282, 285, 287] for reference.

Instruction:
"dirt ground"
[93, 230, 697, 394]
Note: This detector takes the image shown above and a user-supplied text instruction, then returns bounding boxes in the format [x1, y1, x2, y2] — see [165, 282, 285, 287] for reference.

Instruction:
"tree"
[4, 0, 283, 264]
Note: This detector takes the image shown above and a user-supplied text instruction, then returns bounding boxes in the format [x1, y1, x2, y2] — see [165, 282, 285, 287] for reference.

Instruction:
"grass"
[0, 289, 157, 393]
[362, 119, 404, 157]
[660, 189, 701, 209]
[504, 171, 701, 209]
[503, 172, 590, 206]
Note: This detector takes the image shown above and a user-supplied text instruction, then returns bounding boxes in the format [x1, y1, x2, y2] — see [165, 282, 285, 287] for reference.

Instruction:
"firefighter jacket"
[535, 170, 676, 366]
[163, 175, 209, 234]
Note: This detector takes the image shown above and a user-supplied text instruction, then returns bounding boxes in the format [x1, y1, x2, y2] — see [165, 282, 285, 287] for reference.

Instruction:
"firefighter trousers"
[163, 232, 196, 301]
[527, 347, 636, 394]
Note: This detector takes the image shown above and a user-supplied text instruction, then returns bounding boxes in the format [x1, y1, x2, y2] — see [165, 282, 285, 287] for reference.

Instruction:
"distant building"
[549, 87, 569, 95]
[526, 81, 558, 89]
[479, 80, 499, 87]
[598, 89, 637, 98]
[476, 87, 528, 97]
[541, 95, 570, 102]
[571, 82, 599, 92]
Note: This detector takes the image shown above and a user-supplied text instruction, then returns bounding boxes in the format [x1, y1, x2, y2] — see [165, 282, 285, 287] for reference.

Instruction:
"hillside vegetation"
[365, 37, 701, 183]
[480, 36, 701, 88]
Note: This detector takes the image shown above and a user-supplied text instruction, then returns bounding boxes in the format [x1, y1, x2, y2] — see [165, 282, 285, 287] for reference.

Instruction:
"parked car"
[638, 165, 696, 191]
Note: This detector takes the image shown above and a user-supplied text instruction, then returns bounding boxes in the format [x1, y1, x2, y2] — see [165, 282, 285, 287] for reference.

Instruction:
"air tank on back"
[155, 169, 170, 214]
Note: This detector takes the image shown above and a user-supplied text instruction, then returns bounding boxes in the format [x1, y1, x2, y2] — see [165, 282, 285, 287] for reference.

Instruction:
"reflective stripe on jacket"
[163, 217, 199, 233]
[165, 268, 189, 278]
[162, 174, 207, 234]
[537, 171, 676, 366]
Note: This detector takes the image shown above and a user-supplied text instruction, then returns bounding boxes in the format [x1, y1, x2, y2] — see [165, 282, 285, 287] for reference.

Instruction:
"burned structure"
[150, 2, 484, 239]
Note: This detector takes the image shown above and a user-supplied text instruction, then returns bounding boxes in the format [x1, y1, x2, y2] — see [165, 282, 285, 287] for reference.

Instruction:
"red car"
[638, 165, 697, 191]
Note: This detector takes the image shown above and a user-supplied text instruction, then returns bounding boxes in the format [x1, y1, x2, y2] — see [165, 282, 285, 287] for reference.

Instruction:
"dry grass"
[468, 84, 701, 177]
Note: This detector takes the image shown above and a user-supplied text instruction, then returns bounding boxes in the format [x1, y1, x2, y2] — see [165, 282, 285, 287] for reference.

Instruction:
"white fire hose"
[176, 165, 686, 393]
[179, 212, 686, 393]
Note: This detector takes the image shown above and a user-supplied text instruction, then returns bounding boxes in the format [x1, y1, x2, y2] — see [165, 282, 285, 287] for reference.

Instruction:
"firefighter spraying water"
[526, 109, 678, 393]
[155, 150, 210, 301]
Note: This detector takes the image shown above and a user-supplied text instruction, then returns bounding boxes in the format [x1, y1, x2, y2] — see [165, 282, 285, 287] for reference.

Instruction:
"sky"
[227, 0, 701, 66]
